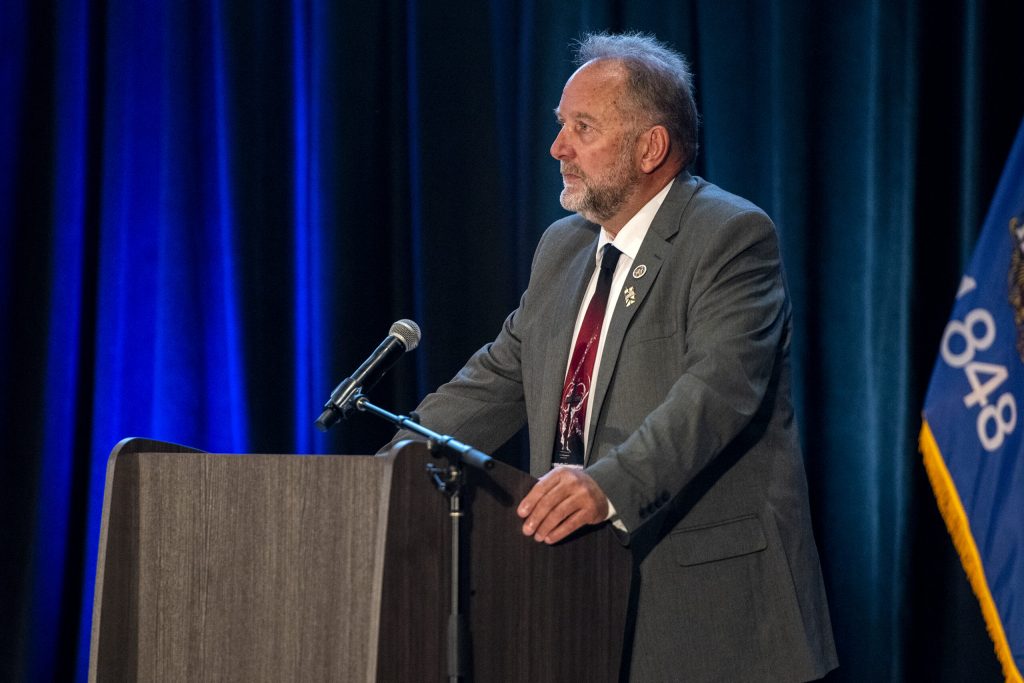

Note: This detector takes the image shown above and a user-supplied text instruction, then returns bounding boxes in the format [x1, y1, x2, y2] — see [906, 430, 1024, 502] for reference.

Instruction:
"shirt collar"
[595, 179, 675, 266]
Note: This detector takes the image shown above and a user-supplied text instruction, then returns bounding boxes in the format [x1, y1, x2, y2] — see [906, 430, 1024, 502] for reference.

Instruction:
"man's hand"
[517, 467, 609, 544]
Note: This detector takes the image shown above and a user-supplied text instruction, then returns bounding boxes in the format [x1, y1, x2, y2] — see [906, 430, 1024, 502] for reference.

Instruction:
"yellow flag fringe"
[920, 418, 1022, 682]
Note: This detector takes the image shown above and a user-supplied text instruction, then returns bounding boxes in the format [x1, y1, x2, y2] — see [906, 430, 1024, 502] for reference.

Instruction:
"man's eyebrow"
[553, 109, 599, 123]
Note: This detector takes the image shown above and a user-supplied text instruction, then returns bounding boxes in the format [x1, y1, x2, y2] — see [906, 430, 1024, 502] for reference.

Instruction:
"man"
[393, 32, 837, 681]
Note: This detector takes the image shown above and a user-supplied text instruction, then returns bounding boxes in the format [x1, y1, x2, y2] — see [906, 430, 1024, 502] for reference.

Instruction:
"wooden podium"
[88, 438, 632, 681]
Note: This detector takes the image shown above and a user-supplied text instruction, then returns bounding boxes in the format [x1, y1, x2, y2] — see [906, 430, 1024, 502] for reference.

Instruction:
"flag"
[921, 119, 1024, 682]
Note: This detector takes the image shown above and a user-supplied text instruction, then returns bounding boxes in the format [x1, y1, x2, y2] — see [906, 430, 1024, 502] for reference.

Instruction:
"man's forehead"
[556, 66, 628, 123]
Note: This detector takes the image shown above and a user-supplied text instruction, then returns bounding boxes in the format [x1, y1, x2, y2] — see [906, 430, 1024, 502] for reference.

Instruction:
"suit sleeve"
[586, 209, 789, 535]
[379, 231, 558, 456]
[386, 308, 529, 455]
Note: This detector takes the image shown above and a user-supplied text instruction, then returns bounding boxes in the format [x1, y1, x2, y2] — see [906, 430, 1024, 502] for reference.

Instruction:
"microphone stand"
[352, 393, 493, 682]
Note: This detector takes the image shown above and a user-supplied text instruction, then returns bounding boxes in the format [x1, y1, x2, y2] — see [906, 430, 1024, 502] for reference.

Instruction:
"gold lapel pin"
[623, 286, 636, 307]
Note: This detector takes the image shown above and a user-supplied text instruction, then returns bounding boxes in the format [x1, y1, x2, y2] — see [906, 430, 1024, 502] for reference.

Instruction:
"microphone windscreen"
[390, 319, 421, 351]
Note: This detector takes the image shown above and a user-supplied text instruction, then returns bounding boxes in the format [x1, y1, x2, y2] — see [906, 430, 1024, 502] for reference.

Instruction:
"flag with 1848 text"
[921, 119, 1024, 682]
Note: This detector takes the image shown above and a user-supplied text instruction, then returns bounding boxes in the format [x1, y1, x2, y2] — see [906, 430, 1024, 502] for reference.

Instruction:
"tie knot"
[600, 244, 622, 273]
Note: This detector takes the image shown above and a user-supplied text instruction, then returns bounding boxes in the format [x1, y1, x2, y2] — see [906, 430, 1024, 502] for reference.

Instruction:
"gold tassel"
[919, 419, 1022, 682]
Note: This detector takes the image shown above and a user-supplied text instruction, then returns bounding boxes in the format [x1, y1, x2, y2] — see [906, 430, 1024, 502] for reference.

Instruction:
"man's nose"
[550, 127, 571, 160]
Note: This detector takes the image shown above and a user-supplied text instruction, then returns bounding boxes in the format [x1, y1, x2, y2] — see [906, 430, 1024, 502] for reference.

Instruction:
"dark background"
[2, 0, 1022, 680]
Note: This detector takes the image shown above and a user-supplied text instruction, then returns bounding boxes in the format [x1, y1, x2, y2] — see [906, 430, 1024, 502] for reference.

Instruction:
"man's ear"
[637, 125, 671, 173]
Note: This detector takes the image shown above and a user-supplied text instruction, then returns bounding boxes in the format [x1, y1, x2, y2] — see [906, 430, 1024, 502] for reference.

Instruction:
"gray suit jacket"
[397, 174, 838, 681]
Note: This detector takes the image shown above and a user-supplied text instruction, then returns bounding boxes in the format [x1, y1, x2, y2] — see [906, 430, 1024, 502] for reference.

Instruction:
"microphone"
[314, 319, 421, 432]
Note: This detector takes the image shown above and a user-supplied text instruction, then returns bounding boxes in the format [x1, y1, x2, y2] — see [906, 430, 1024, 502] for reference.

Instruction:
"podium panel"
[90, 438, 630, 681]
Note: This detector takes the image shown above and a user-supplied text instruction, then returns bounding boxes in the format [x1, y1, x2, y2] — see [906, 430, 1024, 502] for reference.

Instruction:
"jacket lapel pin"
[623, 286, 636, 307]
[632, 264, 647, 279]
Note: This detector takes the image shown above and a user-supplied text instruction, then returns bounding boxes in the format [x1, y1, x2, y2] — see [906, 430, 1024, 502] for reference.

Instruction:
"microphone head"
[390, 319, 421, 351]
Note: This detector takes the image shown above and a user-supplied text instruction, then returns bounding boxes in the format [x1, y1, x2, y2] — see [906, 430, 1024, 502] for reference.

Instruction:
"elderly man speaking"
[391, 32, 838, 682]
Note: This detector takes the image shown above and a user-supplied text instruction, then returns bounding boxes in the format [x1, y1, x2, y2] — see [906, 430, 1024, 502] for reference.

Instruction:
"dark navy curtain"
[2, 1, 1022, 680]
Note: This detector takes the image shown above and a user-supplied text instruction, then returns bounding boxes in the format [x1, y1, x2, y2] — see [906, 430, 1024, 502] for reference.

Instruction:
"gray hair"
[575, 32, 700, 166]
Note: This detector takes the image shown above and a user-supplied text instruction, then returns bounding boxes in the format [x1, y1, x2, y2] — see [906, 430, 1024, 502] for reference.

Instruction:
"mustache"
[560, 164, 585, 178]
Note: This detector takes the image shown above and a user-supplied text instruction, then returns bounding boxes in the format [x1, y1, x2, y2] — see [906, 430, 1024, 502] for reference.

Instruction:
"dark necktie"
[553, 244, 622, 467]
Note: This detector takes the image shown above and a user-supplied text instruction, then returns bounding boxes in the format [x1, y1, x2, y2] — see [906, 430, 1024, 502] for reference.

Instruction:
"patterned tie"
[553, 244, 622, 467]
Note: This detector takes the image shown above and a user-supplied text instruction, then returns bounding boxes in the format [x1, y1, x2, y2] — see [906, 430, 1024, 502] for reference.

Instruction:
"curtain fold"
[2, 1, 1022, 680]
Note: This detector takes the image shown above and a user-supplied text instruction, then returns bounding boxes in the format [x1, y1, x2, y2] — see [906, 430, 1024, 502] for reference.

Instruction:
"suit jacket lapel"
[584, 174, 698, 461]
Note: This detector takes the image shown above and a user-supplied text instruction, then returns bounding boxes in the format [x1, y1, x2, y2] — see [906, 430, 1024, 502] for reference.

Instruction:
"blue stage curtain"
[1, 1, 1022, 680]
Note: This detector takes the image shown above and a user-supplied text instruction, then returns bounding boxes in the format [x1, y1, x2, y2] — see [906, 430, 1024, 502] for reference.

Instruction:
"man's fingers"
[517, 469, 562, 518]
[533, 493, 587, 542]
[540, 509, 589, 545]
[520, 480, 567, 537]
[517, 468, 609, 541]
[519, 471, 572, 537]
